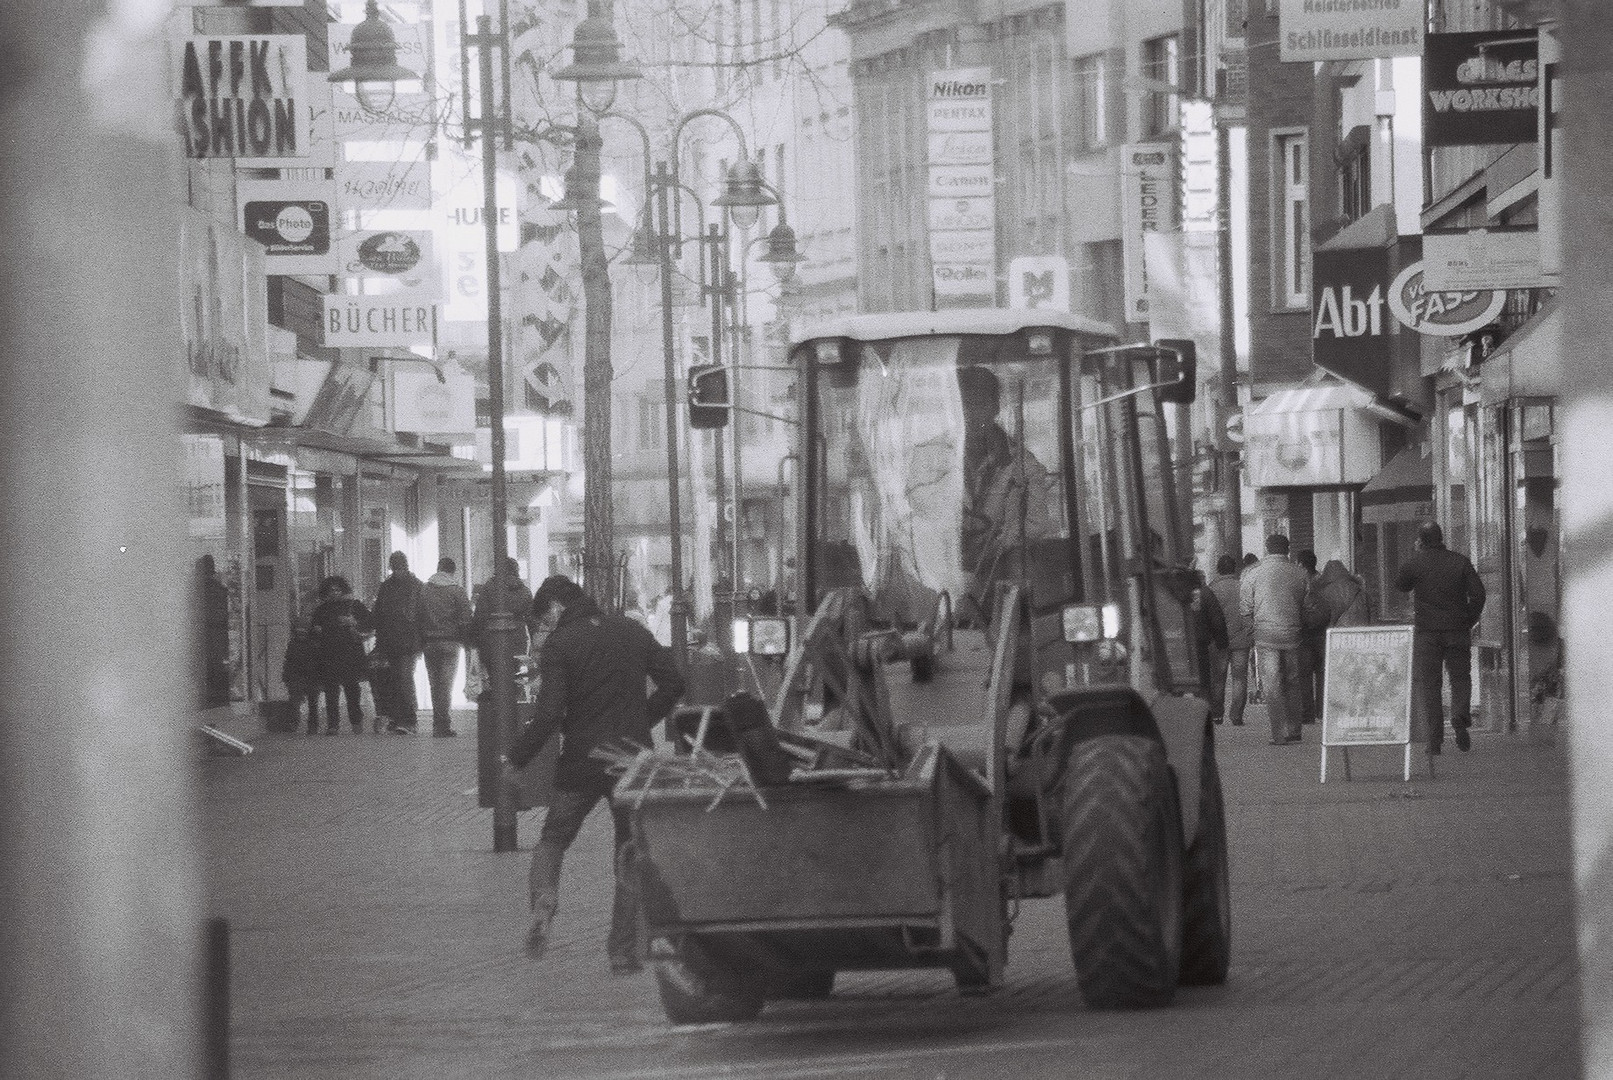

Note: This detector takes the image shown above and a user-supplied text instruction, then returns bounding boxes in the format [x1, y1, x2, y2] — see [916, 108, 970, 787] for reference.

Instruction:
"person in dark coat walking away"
[1295, 549, 1325, 725]
[1207, 554, 1252, 726]
[371, 551, 424, 734]
[472, 557, 533, 683]
[503, 575, 685, 973]
[419, 557, 474, 737]
[1310, 558, 1371, 723]
[310, 575, 371, 734]
[1240, 534, 1314, 745]
[281, 616, 323, 735]
[1395, 521, 1486, 754]
[194, 554, 232, 707]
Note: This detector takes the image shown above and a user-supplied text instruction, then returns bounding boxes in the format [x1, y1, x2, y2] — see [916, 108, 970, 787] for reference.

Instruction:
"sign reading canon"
[1423, 30, 1540, 147]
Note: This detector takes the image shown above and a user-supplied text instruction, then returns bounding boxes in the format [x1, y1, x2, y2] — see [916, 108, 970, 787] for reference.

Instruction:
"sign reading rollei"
[1423, 30, 1539, 147]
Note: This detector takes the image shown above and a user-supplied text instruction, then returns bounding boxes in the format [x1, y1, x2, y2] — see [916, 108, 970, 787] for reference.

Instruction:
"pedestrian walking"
[371, 551, 424, 734]
[193, 554, 231, 708]
[1240, 534, 1314, 745]
[502, 575, 685, 974]
[418, 557, 474, 737]
[1310, 557, 1371, 723]
[281, 616, 322, 735]
[1207, 554, 1252, 726]
[1188, 567, 1228, 709]
[1395, 521, 1486, 754]
[1295, 549, 1325, 725]
[309, 575, 371, 734]
[472, 556, 533, 698]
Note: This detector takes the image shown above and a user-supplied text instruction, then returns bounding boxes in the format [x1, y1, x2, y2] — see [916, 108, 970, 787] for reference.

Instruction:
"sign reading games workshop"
[1279, 0, 1422, 62]
[926, 68, 996, 307]
[1423, 30, 1540, 147]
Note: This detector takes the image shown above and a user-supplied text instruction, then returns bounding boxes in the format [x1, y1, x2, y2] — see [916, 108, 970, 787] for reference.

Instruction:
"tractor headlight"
[733, 615, 790, 656]
[1062, 602, 1122, 643]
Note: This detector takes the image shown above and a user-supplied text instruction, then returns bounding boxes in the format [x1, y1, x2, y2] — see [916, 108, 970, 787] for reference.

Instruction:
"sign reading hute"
[926, 67, 996, 306]
[174, 35, 308, 160]
[1423, 30, 1540, 147]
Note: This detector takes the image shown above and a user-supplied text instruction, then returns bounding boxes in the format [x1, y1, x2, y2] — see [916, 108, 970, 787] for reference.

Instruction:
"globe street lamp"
[326, 0, 419, 115]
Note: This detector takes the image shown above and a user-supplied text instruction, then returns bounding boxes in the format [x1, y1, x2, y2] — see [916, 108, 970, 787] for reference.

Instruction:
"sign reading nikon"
[1423, 30, 1540, 147]
[926, 67, 996, 306]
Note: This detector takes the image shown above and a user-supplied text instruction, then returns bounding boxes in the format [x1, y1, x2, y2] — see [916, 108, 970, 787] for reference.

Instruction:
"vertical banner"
[926, 67, 996, 307]
[1119, 143, 1178, 324]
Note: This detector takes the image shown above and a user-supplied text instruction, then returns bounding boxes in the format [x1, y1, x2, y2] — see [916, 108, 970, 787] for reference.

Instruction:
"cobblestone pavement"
[202, 707, 1580, 1080]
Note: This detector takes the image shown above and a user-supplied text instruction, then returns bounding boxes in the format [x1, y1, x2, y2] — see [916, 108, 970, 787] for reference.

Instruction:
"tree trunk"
[575, 115, 617, 610]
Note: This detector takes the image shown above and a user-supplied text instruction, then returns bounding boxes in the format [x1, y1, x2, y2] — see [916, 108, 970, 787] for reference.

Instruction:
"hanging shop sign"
[1278, 0, 1422, 62]
[238, 179, 335, 276]
[173, 35, 308, 160]
[335, 160, 433, 214]
[1312, 245, 1395, 397]
[238, 81, 332, 170]
[1423, 30, 1539, 148]
[1007, 256, 1070, 311]
[1420, 227, 1549, 291]
[1388, 258, 1509, 333]
[1119, 143, 1179, 323]
[336, 230, 438, 295]
[926, 67, 996, 307]
[390, 368, 477, 434]
[322, 291, 437, 347]
[181, 208, 272, 422]
[1179, 100, 1218, 233]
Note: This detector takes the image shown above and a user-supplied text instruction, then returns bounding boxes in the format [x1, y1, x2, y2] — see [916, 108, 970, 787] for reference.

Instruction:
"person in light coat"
[1240, 534, 1313, 745]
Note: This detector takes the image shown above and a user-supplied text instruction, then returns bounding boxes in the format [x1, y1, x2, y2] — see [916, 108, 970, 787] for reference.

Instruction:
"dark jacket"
[281, 634, 321, 689]
[508, 596, 685, 790]
[309, 596, 371, 682]
[1315, 560, 1371, 628]
[472, 573, 533, 654]
[419, 571, 473, 643]
[1207, 572, 1252, 650]
[371, 570, 423, 654]
[1395, 544, 1485, 632]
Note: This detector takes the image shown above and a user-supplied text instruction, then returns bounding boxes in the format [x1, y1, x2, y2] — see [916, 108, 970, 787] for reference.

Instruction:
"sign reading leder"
[323, 292, 436, 347]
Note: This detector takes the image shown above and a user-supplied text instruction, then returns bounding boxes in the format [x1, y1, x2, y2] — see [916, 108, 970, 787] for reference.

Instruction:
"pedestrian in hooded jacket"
[1207, 554, 1252, 726]
[371, 551, 424, 733]
[1240, 534, 1314, 745]
[1395, 521, 1486, 754]
[503, 575, 684, 974]
[1310, 558, 1371, 724]
[418, 557, 474, 737]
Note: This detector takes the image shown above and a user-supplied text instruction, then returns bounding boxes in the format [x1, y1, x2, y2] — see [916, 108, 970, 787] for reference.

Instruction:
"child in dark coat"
[282, 617, 323, 735]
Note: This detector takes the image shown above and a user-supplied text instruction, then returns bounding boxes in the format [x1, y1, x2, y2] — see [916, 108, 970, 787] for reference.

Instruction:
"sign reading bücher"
[1321, 625, 1415, 782]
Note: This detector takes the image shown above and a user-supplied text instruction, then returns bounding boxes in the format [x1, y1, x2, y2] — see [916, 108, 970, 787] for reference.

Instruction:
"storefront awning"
[1361, 445, 1433, 505]
[1244, 381, 1382, 488]
[1481, 299, 1561, 405]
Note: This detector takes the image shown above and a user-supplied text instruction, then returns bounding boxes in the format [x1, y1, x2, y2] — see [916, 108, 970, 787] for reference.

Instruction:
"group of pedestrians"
[1204, 520, 1485, 755]
[283, 551, 531, 738]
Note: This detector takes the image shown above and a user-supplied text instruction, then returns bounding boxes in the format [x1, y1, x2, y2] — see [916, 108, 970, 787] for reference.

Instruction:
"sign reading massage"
[926, 68, 996, 306]
[1278, 0, 1422, 62]
[174, 35, 308, 160]
[1423, 30, 1540, 147]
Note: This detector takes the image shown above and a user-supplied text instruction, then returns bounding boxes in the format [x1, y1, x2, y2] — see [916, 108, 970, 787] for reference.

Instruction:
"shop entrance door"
[248, 483, 291, 702]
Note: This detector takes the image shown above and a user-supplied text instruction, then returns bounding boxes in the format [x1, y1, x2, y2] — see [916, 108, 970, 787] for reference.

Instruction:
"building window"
[1337, 126, 1371, 225]
[1274, 131, 1310, 308]
[637, 395, 663, 451]
[1141, 35, 1180, 138]
[1072, 53, 1107, 150]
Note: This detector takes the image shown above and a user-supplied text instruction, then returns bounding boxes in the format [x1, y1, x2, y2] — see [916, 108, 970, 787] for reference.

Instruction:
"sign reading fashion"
[1278, 0, 1422, 62]
[926, 67, 996, 306]
[173, 35, 308, 160]
[1423, 30, 1540, 147]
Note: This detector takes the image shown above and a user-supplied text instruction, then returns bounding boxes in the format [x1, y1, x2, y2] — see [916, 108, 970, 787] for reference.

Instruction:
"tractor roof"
[791, 308, 1118, 346]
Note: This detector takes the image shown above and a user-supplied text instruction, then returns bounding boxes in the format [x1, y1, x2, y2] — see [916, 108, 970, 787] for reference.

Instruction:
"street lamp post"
[330, 2, 526, 851]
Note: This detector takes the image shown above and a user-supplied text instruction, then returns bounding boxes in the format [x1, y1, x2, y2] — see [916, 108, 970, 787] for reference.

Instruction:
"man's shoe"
[1455, 727, 1471, 752]
[433, 729, 458, 738]
[523, 915, 551, 958]
[1231, 718, 1245, 726]
[1428, 741, 1443, 756]
[387, 722, 416, 735]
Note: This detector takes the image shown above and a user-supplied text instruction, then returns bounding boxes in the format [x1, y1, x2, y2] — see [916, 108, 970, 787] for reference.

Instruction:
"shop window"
[637, 395, 663, 451]
[1337, 125, 1371, 225]
[1072, 53, 1108, 151]
[1273, 131, 1310, 308]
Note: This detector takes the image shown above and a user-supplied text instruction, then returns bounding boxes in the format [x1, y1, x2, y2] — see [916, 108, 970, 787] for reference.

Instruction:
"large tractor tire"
[768, 970, 836, 1000]
[1179, 739, 1232, 986]
[654, 938, 766, 1024]
[1061, 734, 1184, 1008]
